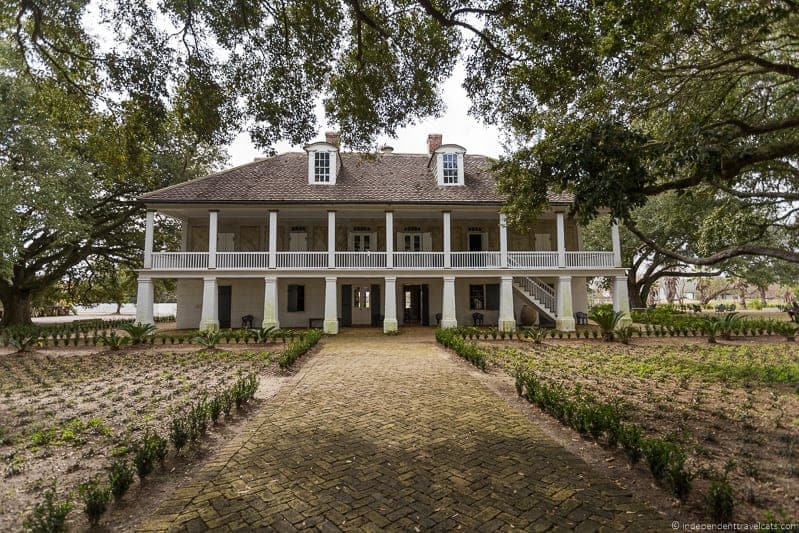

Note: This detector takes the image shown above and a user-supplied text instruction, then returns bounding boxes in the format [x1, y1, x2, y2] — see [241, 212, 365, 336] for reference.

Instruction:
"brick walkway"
[141, 329, 663, 531]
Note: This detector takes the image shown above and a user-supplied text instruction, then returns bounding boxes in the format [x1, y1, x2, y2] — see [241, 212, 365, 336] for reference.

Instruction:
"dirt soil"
[477, 336, 799, 523]
[0, 343, 288, 531]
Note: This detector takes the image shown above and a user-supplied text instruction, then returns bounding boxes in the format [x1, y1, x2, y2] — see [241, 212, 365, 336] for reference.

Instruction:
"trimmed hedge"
[278, 329, 323, 369]
[436, 328, 488, 371]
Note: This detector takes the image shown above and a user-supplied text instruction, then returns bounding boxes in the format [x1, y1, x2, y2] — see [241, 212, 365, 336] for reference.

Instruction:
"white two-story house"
[135, 132, 630, 334]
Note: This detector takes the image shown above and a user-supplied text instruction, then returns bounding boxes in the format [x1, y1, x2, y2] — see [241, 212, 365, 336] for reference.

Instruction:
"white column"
[611, 220, 622, 268]
[199, 276, 219, 330]
[613, 275, 633, 326]
[555, 275, 575, 331]
[441, 275, 457, 328]
[268, 210, 278, 269]
[383, 276, 398, 332]
[180, 218, 189, 251]
[135, 276, 154, 326]
[327, 210, 336, 268]
[323, 276, 339, 334]
[498, 276, 515, 332]
[556, 211, 566, 268]
[385, 211, 394, 269]
[208, 210, 218, 269]
[443, 211, 452, 269]
[143, 210, 155, 269]
[499, 213, 508, 268]
[262, 276, 279, 329]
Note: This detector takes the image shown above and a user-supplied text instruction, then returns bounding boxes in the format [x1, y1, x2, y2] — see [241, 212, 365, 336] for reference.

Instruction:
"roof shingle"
[140, 152, 573, 205]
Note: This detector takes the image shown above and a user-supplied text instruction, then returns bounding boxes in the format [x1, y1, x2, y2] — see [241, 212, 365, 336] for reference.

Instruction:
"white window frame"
[434, 144, 466, 187]
[314, 152, 330, 183]
[305, 142, 338, 185]
[442, 153, 458, 184]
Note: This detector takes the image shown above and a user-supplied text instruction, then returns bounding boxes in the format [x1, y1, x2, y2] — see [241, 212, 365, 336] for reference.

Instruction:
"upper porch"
[141, 204, 623, 274]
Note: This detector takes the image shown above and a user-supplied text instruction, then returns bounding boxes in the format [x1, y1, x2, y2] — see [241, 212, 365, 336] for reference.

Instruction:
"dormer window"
[432, 143, 466, 186]
[314, 152, 331, 182]
[304, 140, 339, 185]
[442, 153, 458, 184]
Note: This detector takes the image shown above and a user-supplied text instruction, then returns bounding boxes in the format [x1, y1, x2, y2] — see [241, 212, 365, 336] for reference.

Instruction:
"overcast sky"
[226, 63, 505, 167]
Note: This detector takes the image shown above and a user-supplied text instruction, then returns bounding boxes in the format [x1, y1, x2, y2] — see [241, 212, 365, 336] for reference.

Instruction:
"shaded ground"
[140, 329, 662, 531]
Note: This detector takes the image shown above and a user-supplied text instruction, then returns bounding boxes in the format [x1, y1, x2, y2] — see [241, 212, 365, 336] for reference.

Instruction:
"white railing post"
[443, 211, 451, 269]
[208, 210, 218, 269]
[611, 220, 622, 268]
[143, 210, 155, 269]
[268, 210, 278, 269]
[556, 211, 566, 268]
[499, 213, 508, 268]
[328, 210, 336, 269]
[385, 210, 394, 269]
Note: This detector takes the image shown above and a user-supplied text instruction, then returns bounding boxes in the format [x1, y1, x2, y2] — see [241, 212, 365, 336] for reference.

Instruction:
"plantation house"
[135, 133, 630, 333]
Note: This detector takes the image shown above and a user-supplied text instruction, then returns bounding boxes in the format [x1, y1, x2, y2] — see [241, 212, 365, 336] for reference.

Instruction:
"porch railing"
[393, 252, 445, 269]
[451, 251, 501, 269]
[217, 252, 268, 269]
[276, 252, 328, 269]
[567, 251, 614, 268]
[150, 252, 208, 270]
[148, 250, 618, 271]
[507, 251, 559, 268]
[335, 251, 387, 269]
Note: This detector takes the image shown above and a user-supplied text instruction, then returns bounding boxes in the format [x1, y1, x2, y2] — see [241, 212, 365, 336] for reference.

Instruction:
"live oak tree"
[0, 43, 221, 325]
[3, 0, 797, 321]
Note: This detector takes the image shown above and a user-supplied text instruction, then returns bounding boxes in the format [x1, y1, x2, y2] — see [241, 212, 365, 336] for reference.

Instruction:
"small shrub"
[100, 331, 129, 351]
[23, 484, 72, 533]
[278, 329, 323, 369]
[108, 459, 135, 500]
[120, 322, 157, 344]
[619, 424, 643, 464]
[192, 328, 223, 349]
[643, 438, 675, 481]
[208, 395, 223, 423]
[170, 416, 189, 451]
[78, 479, 111, 525]
[705, 475, 735, 522]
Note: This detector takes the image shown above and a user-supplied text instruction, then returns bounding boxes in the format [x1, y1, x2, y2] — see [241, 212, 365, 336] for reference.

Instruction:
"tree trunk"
[0, 290, 34, 327]
[115, 301, 123, 314]
[738, 288, 747, 309]
[759, 286, 767, 303]
[630, 278, 649, 309]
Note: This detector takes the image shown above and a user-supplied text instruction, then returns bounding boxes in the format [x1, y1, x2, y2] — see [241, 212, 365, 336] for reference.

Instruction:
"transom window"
[314, 152, 331, 182]
[442, 153, 458, 184]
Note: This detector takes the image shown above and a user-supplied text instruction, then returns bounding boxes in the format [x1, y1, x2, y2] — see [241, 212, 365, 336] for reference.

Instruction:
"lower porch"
[135, 274, 630, 333]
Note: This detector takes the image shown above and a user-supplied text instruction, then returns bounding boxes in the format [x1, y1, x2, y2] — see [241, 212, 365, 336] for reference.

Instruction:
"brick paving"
[140, 329, 663, 531]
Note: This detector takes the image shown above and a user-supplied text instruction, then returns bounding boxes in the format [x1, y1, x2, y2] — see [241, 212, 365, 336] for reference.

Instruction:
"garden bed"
[484, 340, 799, 522]
[0, 344, 284, 530]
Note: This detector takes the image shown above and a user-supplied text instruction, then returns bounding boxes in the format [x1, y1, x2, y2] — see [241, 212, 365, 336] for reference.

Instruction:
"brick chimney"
[325, 131, 341, 148]
[427, 133, 443, 154]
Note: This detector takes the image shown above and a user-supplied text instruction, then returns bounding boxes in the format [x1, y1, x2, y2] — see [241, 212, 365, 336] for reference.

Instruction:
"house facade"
[135, 132, 630, 333]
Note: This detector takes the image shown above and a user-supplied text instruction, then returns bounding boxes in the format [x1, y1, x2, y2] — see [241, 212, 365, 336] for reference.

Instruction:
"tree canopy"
[0, 37, 222, 325]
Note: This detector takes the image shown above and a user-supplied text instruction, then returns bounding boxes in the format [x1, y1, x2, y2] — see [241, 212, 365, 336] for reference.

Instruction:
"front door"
[218, 286, 232, 329]
[370, 284, 381, 326]
[341, 284, 352, 327]
[403, 285, 421, 323]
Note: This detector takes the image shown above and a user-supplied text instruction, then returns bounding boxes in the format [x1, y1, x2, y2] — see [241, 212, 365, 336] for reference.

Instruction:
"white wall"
[176, 279, 203, 329]
[279, 278, 325, 328]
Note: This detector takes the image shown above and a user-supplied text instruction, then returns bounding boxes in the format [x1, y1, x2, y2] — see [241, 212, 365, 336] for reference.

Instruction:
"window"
[470, 285, 485, 310]
[469, 284, 499, 311]
[354, 286, 370, 309]
[288, 285, 305, 312]
[442, 153, 458, 184]
[404, 233, 422, 252]
[314, 151, 331, 182]
[352, 233, 372, 251]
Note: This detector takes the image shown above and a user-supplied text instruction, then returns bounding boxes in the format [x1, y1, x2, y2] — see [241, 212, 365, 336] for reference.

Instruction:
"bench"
[309, 317, 324, 328]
